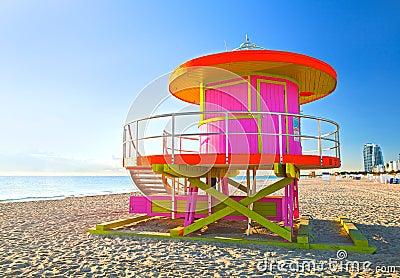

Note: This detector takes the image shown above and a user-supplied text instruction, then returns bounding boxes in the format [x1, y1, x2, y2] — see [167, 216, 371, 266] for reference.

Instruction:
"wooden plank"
[189, 178, 292, 241]
[254, 202, 277, 209]
[213, 203, 277, 216]
[96, 215, 150, 231]
[349, 230, 368, 247]
[88, 227, 376, 254]
[338, 216, 369, 247]
[152, 205, 171, 213]
[297, 216, 311, 244]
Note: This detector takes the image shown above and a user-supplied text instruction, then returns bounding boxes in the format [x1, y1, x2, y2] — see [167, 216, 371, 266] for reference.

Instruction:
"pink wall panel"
[200, 75, 302, 155]
[259, 81, 285, 154]
[204, 82, 248, 119]
[253, 75, 301, 155]
[129, 196, 149, 214]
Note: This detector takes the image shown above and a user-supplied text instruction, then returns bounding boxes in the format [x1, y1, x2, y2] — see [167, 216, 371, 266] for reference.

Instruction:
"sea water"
[0, 175, 303, 202]
[0, 176, 137, 202]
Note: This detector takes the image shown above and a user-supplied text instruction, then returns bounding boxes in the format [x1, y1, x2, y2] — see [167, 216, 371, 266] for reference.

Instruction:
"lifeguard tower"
[90, 37, 376, 253]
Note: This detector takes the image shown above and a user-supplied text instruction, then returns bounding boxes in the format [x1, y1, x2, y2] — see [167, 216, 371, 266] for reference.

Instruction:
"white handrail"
[123, 110, 340, 165]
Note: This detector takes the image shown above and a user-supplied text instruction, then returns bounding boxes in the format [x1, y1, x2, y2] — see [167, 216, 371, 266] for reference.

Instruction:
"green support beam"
[274, 163, 285, 177]
[285, 163, 300, 179]
[274, 163, 299, 178]
[338, 216, 370, 248]
[297, 216, 312, 244]
[184, 177, 293, 241]
[227, 178, 248, 193]
[95, 215, 150, 231]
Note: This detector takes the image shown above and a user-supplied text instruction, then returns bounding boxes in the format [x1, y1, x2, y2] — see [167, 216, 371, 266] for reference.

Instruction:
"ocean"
[0, 175, 301, 203]
[0, 176, 138, 202]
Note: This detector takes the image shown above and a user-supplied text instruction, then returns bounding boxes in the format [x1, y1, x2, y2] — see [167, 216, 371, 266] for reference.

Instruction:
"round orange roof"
[169, 50, 337, 105]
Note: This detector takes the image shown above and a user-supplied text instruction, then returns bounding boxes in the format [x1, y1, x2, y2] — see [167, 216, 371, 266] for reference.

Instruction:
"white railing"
[162, 130, 199, 155]
[123, 111, 340, 166]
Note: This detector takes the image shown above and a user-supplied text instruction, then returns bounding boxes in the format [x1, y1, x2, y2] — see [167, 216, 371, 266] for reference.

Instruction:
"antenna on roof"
[224, 40, 228, 51]
[233, 35, 265, 51]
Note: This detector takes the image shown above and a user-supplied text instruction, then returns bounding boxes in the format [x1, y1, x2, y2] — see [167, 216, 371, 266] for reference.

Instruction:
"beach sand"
[1, 178, 399, 277]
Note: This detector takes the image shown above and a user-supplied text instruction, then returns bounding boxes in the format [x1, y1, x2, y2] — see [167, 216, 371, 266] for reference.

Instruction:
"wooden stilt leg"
[288, 181, 294, 229]
[246, 169, 251, 236]
[184, 186, 198, 227]
[293, 178, 299, 219]
[283, 185, 289, 226]
[172, 178, 176, 219]
[221, 177, 229, 196]
[247, 167, 257, 235]
[207, 172, 212, 216]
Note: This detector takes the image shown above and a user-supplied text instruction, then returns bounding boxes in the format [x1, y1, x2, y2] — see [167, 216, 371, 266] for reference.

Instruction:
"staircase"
[129, 166, 171, 195]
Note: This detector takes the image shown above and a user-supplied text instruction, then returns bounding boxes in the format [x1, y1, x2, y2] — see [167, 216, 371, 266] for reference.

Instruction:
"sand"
[0, 178, 399, 277]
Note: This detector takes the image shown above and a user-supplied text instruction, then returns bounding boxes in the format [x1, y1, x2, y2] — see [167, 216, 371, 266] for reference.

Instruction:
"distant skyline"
[363, 143, 384, 173]
[1, 1, 399, 175]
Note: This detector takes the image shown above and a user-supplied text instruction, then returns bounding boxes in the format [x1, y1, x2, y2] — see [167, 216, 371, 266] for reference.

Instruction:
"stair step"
[134, 181, 163, 184]
[142, 189, 166, 193]
[133, 176, 162, 179]
[140, 185, 165, 188]
[129, 167, 170, 195]
[141, 188, 168, 193]
[131, 174, 162, 177]
[132, 170, 156, 174]
[135, 187, 164, 190]
[130, 167, 153, 171]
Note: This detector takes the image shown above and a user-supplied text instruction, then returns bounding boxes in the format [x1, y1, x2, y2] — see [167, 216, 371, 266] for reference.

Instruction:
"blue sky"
[0, 0, 399, 175]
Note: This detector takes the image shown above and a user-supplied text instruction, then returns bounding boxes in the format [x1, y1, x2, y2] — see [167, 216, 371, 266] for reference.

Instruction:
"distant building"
[385, 160, 400, 172]
[371, 164, 385, 173]
[363, 143, 384, 173]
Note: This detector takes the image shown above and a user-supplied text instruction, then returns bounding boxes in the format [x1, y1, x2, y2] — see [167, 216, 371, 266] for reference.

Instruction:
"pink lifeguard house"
[123, 37, 340, 242]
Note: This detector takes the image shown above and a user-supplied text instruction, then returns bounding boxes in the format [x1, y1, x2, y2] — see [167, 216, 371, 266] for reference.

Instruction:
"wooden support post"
[172, 178, 176, 219]
[288, 181, 294, 229]
[221, 177, 229, 196]
[207, 172, 212, 216]
[285, 163, 300, 179]
[247, 167, 257, 236]
[275, 163, 299, 229]
[246, 169, 251, 236]
[184, 186, 199, 227]
[274, 163, 285, 177]
[297, 216, 311, 244]
[293, 178, 299, 219]
[284, 184, 289, 226]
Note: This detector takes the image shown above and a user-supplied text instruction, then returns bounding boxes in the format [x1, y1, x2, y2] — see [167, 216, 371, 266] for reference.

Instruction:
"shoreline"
[0, 190, 139, 204]
[0, 175, 137, 203]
